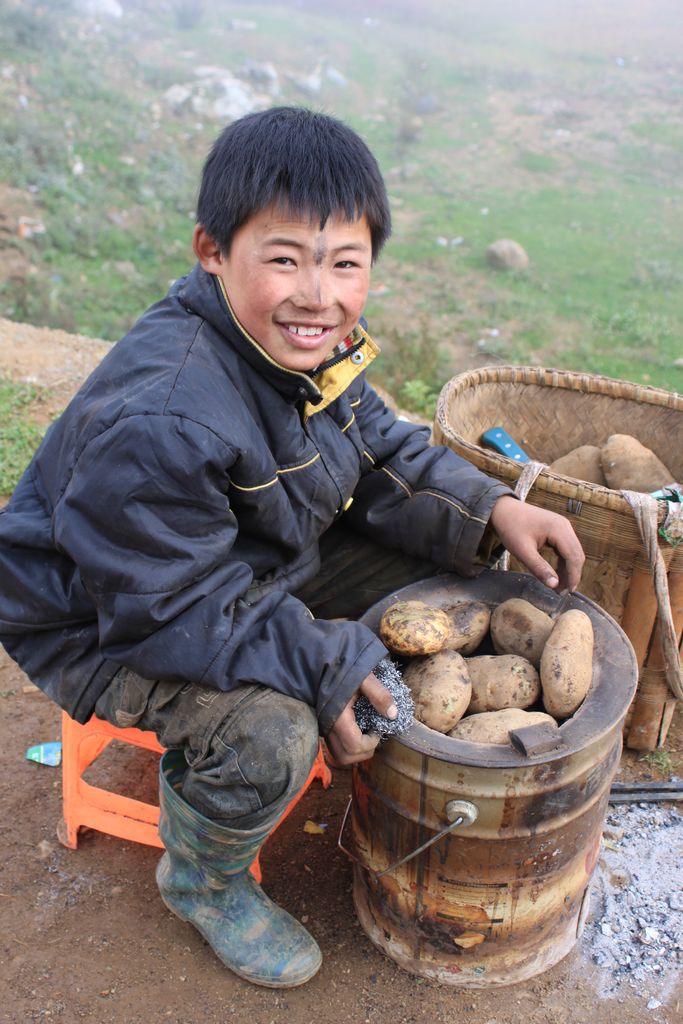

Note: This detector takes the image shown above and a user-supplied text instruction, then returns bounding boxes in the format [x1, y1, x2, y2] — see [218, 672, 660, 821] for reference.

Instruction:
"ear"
[192, 226, 225, 274]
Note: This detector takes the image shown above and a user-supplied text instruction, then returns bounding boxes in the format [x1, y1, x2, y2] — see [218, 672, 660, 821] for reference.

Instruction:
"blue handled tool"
[480, 427, 530, 463]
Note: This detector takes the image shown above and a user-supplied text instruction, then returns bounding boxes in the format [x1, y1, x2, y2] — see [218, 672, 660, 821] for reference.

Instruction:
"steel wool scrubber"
[353, 659, 414, 737]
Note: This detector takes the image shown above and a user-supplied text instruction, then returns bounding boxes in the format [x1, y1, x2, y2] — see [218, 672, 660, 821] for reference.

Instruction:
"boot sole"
[158, 892, 322, 988]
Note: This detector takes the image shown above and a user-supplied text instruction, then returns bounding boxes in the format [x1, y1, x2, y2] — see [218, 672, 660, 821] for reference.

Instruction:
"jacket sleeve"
[52, 413, 386, 734]
[346, 380, 514, 575]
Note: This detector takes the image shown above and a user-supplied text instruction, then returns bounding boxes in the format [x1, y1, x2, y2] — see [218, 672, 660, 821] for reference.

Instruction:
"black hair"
[196, 106, 391, 261]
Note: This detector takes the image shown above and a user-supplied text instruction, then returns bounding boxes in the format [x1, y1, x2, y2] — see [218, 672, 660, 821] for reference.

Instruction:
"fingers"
[514, 544, 560, 589]
[326, 704, 380, 767]
[544, 519, 585, 592]
[514, 523, 584, 591]
[359, 672, 398, 720]
[325, 672, 399, 767]
[565, 542, 585, 592]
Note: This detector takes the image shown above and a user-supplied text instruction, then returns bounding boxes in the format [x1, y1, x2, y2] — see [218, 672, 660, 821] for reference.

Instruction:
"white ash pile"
[582, 801, 682, 1001]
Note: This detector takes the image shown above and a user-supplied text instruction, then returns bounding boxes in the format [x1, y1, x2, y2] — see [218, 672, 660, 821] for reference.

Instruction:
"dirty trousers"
[94, 524, 438, 830]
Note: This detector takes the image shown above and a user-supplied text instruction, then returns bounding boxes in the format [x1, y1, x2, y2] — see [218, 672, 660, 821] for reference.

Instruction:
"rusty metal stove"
[348, 571, 638, 987]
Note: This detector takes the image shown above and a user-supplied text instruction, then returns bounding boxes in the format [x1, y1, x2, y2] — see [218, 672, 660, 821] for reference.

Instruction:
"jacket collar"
[176, 264, 379, 408]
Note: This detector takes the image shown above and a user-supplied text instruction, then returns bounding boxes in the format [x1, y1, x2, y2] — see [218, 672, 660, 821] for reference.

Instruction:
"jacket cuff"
[472, 491, 519, 569]
[451, 481, 515, 577]
[316, 633, 388, 736]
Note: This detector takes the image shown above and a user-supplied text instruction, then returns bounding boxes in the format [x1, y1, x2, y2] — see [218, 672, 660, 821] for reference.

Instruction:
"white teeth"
[287, 325, 325, 336]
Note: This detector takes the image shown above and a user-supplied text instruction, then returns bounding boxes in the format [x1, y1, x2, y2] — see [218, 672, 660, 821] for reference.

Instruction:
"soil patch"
[0, 316, 110, 425]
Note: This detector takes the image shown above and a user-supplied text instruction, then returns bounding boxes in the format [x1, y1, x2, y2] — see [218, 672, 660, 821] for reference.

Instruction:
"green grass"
[0, 380, 46, 494]
[367, 313, 449, 414]
[639, 749, 678, 777]
[0, 0, 682, 400]
[518, 150, 560, 174]
[630, 120, 683, 150]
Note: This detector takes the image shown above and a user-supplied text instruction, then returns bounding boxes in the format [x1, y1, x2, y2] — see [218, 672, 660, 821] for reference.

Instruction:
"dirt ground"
[0, 319, 681, 1024]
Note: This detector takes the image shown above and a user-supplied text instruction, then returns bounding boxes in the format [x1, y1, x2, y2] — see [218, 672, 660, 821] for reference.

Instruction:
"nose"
[294, 267, 331, 311]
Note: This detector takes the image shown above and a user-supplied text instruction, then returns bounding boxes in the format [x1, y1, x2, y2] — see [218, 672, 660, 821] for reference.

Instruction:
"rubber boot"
[156, 750, 322, 988]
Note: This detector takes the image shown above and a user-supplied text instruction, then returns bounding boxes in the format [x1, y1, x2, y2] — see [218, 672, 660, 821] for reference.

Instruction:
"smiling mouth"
[285, 324, 332, 336]
[280, 323, 336, 348]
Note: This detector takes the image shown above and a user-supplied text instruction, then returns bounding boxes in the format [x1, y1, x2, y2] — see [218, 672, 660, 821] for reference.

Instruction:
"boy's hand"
[326, 673, 397, 767]
[489, 495, 585, 592]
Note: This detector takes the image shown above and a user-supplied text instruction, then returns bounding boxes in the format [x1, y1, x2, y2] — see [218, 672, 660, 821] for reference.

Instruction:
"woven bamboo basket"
[434, 365, 683, 751]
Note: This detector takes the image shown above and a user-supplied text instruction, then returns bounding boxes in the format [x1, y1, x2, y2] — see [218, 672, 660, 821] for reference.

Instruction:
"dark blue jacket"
[0, 266, 511, 732]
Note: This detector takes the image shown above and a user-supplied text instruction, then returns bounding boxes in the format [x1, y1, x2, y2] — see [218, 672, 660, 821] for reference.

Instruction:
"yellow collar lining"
[304, 324, 380, 421]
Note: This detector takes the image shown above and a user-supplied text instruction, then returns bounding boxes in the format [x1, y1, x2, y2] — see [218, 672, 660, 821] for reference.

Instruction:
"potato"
[466, 655, 541, 714]
[549, 445, 607, 486]
[442, 600, 491, 654]
[404, 650, 471, 733]
[379, 600, 450, 656]
[448, 708, 556, 744]
[540, 609, 594, 718]
[600, 434, 676, 493]
[490, 598, 554, 667]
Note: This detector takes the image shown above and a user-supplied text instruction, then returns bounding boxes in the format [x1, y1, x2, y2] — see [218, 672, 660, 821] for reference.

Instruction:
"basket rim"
[438, 363, 683, 408]
[435, 364, 682, 519]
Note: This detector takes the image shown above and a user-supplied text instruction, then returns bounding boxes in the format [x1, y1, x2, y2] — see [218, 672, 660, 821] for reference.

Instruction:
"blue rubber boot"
[156, 750, 322, 988]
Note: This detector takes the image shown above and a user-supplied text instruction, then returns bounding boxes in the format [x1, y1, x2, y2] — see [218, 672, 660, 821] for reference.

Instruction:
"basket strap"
[621, 490, 683, 702]
[498, 460, 546, 572]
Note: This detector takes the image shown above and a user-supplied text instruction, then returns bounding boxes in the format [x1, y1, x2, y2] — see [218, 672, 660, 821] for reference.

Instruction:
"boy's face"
[193, 205, 372, 373]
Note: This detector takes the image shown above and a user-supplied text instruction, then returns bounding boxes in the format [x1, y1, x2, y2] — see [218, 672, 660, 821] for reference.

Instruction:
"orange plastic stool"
[59, 711, 332, 882]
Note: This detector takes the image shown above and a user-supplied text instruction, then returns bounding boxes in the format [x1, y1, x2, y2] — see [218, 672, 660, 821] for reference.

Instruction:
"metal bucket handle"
[337, 796, 479, 879]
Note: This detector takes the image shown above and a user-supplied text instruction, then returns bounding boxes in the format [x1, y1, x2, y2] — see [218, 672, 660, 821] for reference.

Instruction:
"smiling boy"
[0, 107, 583, 988]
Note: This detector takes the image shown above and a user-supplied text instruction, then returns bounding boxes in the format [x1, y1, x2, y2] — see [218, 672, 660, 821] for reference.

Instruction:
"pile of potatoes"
[549, 433, 677, 492]
[378, 597, 594, 745]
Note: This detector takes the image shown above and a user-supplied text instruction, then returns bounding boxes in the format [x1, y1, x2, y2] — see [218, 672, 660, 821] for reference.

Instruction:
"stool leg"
[249, 852, 262, 884]
[60, 712, 84, 849]
[313, 744, 332, 789]
[57, 816, 79, 850]
[59, 712, 162, 850]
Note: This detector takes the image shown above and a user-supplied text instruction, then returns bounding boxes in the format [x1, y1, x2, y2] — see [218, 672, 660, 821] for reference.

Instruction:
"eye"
[271, 256, 295, 266]
[336, 260, 358, 269]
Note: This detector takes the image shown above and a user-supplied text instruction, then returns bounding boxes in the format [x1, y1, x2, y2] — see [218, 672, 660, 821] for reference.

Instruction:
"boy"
[0, 107, 583, 988]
